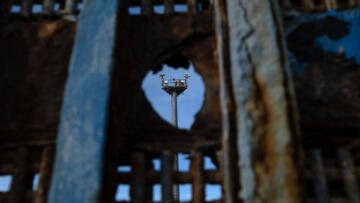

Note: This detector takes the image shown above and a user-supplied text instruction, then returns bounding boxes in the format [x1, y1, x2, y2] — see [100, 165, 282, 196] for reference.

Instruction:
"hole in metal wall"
[204, 156, 217, 170]
[115, 184, 131, 202]
[174, 4, 187, 12]
[32, 4, 42, 13]
[153, 184, 162, 202]
[179, 184, 192, 201]
[205, 184, 222, 201]
[142, 63, 205, 130]
[32, 173, 40, 191]
[178, 153, 190, 172]
[0, 175, 12, 192]
[153, 159, 161, 171]
[10, 5, 21, 13]
[54, 3, 60, 11]
[153, 5, 165, 14]
[128, 6, 141, 15]
[117, 165, 132, 172]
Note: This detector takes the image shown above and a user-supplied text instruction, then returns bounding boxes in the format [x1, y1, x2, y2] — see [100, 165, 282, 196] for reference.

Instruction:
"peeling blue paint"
[285, 8, 360, 77]
[49, 0, 120, 203]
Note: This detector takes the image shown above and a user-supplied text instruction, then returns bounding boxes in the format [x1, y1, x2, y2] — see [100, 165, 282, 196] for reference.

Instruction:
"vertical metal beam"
[64, 0, 77, 14]
[214, 0, 239, 202]
[164, 0, 174, 14]
[141, 0, 152, 16]
[338, 149, 360, 203]
[325, 0, 338, 10]
[131, 152, 146, 203]
[227, 0, 304, 202]
[0, 0, 13, 22]
[191, 151, 205, 203]
[309, 149, 330, 203]
[34, 147, 55, 203]
[43, 0, 55, 15]
[20, 0, 34, 17]
[303, 0, 315, 9]
[187, 0, 198, 15]
[8, 147, 30, 203]
[161, 151, 174, 203]
[48, 0, 121, 202]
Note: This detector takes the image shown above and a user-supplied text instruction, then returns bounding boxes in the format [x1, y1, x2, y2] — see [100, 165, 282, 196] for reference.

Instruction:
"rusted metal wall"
[225, 0, 304, 202]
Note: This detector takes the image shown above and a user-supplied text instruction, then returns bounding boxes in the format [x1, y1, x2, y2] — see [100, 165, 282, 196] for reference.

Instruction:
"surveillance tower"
[159, 73, 190, 127]
[159, 73, 190, 201]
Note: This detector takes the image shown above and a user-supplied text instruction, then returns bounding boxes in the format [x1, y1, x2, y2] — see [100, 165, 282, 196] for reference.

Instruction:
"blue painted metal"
[285, 9, 360, 77]
[48, 0, 120, 202]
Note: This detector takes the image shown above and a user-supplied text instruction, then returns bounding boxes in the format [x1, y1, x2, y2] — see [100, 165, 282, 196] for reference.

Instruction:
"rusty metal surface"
[0, 19, 75, 143]
[227, 0, 304, 202]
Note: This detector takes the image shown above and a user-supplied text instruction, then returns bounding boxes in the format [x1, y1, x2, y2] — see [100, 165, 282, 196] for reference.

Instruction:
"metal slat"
[302, 0, 315, 10]
[34, 147, 55, 203]
[161, 151, 173, 203]
[141, 0, 152, 15]
[191, 151, 204, 203]
[309, 149, 330, 203]
[324, 0, 338, 10]
[8, 147, 30, 203]
[20, 0, 34, 17]
[43, 0, 55, 15]
[338, 149, 360, 203]
[187, 0, 198, 15]
[64, 0, 77, 14]
[164, 0, 174, 14]
[131, 152, 146, 203]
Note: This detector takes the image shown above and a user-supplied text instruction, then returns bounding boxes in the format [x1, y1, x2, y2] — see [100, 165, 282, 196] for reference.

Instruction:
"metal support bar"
[303, 0, 315, 10]
[191, 151, 205, 203]
[164, 0, 174, 14]
[141, 0, 152, 15]
[8, 147, 30, 203]
[338, 149, 360, 203]
[161, 151, 174, 203]
[43, 0, 55, 15]
[187, 0, 198, 15]
[131, 152, 146, 203]
[309, 149, 329, 203]
[325, 0, 338, 10]
[34, 147, 55, 203]
[64, 0, 77, 14]
[214, 0, 239, 202]
[20, 0, 34, 17]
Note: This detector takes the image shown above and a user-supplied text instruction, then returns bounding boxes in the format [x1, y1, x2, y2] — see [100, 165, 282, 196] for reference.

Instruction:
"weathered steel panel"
[227, 0, 303, 202]
[284, 9, 360, 144]
[48, 0, 120, 202]
[285, 9, 360, 76]
[214, 0, 240, 202]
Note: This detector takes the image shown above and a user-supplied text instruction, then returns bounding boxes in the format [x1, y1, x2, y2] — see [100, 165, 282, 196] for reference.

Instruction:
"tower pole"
[171, 91, 179, 201]
[171, 91, 178, 127]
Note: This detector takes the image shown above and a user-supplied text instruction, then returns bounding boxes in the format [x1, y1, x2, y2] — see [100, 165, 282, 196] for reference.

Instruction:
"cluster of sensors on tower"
[159, 74, 190, 95]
